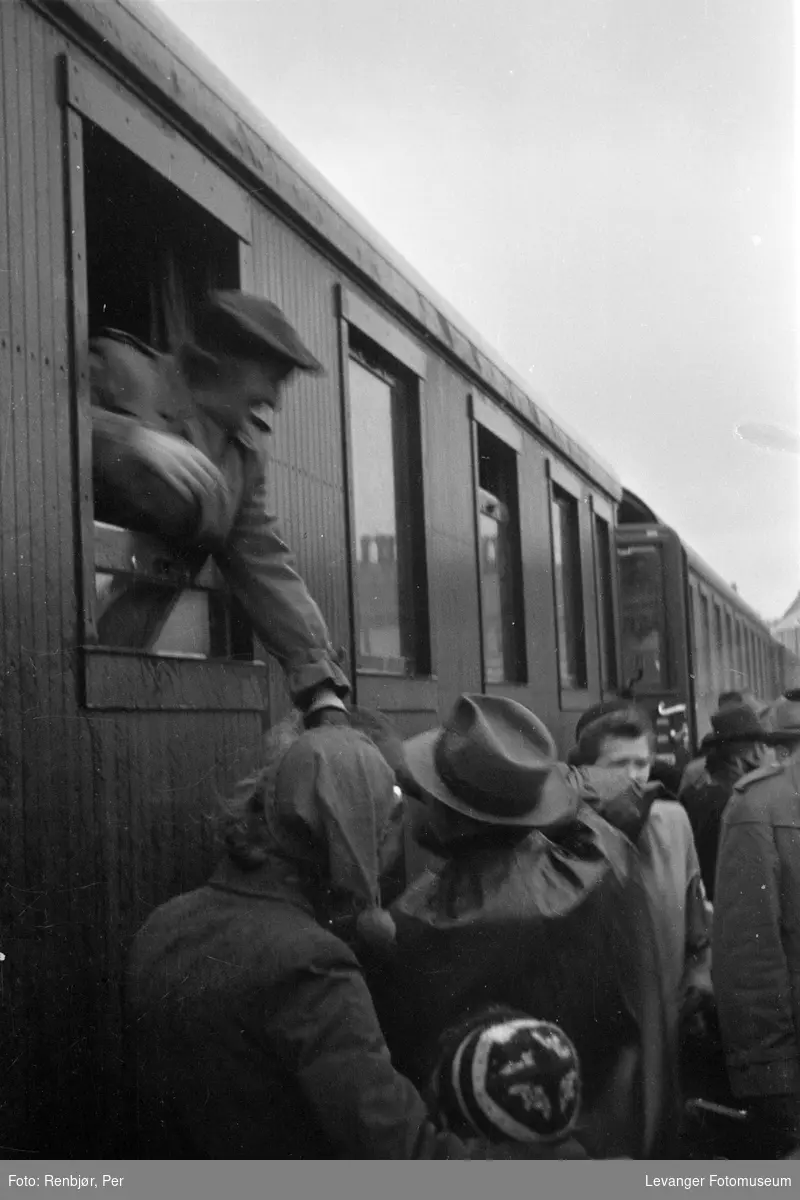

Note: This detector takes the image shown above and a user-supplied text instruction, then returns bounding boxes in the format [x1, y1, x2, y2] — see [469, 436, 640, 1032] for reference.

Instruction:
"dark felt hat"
[402, 694, 577, 829]
[704, 702, 766, 746]
[196, 291, 323, 373]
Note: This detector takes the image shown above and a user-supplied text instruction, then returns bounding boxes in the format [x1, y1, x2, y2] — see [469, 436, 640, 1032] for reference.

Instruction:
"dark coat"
[713, 759, 800, 1101]
[90, 331, 348, 704]
[126, 857, 467, 1159]
[680, 765, 740, 901]
[369, 803, 681, 1160]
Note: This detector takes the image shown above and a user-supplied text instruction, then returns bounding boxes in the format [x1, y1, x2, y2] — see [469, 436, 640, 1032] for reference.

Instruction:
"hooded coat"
[369, 785, 681, 1160]
[125, 725, 579, 1159]
[125, 725, 465, 1159]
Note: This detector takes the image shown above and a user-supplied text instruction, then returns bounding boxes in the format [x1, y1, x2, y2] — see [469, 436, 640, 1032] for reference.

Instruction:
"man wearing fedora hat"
[680, 701, 770, 900]
[713, 690, 800, 1156]
[91, 290, 349, 724]
[126, 710, 588, 1159]
[369, 693, 681, 1159]
[678, 692, 762, 800]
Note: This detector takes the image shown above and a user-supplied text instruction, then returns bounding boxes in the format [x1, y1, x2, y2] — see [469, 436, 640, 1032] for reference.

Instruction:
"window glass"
[477, 427, 526, 684]
[618, 543, 669, 688]
[348, 348, 429, 676]
[700, 592, 712, 695]
[552, 487, 587, 690]
[594, 515, 617, 689]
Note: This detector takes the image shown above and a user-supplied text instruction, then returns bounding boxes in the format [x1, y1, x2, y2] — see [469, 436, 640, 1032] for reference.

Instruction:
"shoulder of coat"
[732, 762, 784, 793]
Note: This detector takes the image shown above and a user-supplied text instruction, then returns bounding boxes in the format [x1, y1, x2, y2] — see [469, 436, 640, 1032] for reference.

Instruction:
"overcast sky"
[154, 0, 798, 619]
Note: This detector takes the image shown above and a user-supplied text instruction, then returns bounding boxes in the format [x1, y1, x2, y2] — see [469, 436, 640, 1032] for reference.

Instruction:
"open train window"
[82, 124, 254, 662]
[63, 56, 265, 711]
[592, 511, 618, 691]
[474, 419, 527, 686]
[550, 484, 588, 692]
[338, 288, 433, 702]
[617, 543, 670, 689]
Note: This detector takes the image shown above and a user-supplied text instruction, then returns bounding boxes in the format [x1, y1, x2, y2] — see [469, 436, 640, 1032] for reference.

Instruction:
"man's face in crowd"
[594, 734, 654, 787]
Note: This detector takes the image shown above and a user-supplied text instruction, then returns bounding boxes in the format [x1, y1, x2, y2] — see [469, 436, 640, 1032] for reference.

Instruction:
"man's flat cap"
[196, 290, 323, 373]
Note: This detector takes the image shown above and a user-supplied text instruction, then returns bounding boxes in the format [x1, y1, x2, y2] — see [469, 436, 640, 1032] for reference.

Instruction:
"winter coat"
[580, 784, 712, 1022]
[126, 856, 477, 1159]
[713, 759, 800, 1100]
[369, 801, 681, 1160]
[681, 763, 742, 901]
[90, 330, 348, 705]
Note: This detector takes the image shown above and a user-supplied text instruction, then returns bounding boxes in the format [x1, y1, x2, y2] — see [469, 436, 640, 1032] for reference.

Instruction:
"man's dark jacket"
[369, 801, 680, 1160]
[91, 331, 348, 704]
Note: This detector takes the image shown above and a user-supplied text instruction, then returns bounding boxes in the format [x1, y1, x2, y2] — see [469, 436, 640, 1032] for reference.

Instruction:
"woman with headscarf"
[124, 713, 576, 1159]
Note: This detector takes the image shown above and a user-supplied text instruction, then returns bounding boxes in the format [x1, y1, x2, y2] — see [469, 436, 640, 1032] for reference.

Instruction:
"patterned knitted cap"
[435, 1008, 581, 1144]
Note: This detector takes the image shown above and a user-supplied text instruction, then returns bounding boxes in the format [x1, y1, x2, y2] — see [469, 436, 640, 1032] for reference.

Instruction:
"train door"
[616, 526, 695, 770]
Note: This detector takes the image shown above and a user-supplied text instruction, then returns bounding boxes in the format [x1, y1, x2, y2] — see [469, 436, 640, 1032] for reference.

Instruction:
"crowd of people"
[90, 288, 800, 1160]
[122, 687, 800, 1160]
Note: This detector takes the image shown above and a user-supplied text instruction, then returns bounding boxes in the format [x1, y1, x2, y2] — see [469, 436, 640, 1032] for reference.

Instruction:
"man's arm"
[218, 457, 350, 708]
[713, 806, 799, 1099]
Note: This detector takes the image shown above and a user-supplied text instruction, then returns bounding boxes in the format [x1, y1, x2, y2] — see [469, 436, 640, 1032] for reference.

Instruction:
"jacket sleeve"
[218, 455, 350, 706]
[268, 951, 584, 1160]
[713, 806, 799, 1098]
[268, 952, 475, 1159]
[680, 814, 712, 998]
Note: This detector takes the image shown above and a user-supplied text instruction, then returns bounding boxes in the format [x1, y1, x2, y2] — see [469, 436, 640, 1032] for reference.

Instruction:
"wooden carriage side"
[1, 0, 623, 1155]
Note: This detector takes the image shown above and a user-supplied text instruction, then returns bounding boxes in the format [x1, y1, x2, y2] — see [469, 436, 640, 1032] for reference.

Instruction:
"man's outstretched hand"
[130, 426, 227, 504]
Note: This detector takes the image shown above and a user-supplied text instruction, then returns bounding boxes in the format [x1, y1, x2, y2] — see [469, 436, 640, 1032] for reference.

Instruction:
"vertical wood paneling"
[2, 0, 618, 1156]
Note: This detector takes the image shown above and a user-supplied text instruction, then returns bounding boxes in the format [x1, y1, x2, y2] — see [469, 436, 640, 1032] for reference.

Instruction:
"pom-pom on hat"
[435, 1007, 582, 1144]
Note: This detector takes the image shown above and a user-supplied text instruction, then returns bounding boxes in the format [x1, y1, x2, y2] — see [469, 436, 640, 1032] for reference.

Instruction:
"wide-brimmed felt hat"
[704, 702, 766, 747]
[402, 694, 577, 829]
[196, 290, 323, 374]
[765, 690, 800, 742]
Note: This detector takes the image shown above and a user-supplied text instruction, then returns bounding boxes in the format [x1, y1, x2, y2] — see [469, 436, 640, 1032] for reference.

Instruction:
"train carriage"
[1, 0, 629, 1156]
[617, 489, 798, 763]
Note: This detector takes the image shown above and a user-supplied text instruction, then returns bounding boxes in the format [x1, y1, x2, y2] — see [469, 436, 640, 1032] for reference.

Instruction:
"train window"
[551, 486, 588, 691]
[63, 58, 266, 710]
[476, 427, 526, 684]
[735, 622, 745, 688]
[346, 337, 430, 678]
[725, 612, 735, 690]
[593, 514, 618, 690]
[77, 123, 253, 663]
[700, 592, 713, 696]
[617, 543, 669, 689]
[713, 603, 724, 681]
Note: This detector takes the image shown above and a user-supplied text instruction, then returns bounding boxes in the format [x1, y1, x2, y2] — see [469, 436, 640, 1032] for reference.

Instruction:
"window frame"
[469, 394, 527, 691]
[62, 54, 268, 712]
[547, 459, 593, 710]
[336, 285, 436, 714]
[589, 495, 620, 695]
